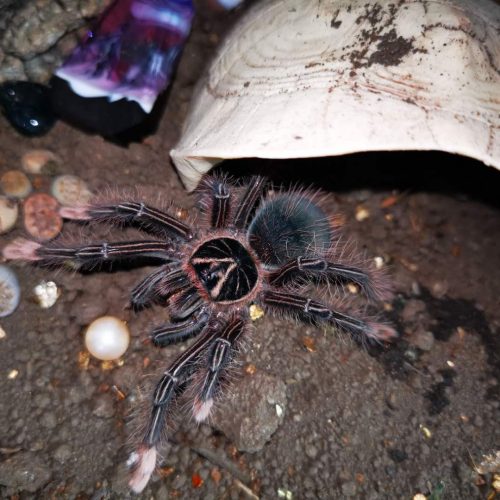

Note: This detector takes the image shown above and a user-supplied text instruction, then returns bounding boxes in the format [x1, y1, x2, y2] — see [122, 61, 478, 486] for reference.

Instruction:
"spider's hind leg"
[262, 289, 397, 343]
[268, 255, 389, 302]
[129, 322, 218, 493]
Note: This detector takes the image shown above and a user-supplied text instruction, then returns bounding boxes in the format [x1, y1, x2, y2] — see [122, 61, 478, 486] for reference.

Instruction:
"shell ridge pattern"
[171, 0, 500, 190]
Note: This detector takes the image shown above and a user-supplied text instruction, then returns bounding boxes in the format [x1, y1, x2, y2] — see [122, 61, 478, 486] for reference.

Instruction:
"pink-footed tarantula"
[3, 175, 395, 492]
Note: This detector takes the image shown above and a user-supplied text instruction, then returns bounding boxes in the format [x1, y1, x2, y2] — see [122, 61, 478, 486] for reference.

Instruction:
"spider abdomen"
[248, 193, 333, 267]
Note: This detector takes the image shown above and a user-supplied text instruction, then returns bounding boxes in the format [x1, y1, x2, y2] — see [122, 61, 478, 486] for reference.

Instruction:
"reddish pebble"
[191, 473, 203, 488]
[210, 468, 222, 484]
[23, 193, 62, 241]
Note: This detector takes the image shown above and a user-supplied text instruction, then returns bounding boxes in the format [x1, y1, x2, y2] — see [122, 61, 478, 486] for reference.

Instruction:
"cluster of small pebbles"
[1, 149, 92, 240]
[0, 148, 91, 316]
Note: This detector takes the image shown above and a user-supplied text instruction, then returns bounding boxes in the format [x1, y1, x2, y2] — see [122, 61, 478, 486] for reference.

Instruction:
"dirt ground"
[0, 5, 499, 500]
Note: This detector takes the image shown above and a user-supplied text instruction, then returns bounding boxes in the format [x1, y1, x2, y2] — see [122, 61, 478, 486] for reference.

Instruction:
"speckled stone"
[0, 0, 111, 84]
[212, 372, 287, 452]
[0, 452, 52, 493]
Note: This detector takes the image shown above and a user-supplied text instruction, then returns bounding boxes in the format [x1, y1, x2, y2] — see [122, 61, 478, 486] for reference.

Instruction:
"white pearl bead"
[85, 316, 130, 361]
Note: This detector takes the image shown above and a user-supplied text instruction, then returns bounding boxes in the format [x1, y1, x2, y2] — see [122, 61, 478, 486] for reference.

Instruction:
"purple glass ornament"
[56, 0, 194, 113]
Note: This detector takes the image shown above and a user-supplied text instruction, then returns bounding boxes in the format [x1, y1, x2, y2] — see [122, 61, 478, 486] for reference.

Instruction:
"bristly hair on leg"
[128, 445, 157, 493]
[2, 238, 42, 261]
[323, 236, 394, 303]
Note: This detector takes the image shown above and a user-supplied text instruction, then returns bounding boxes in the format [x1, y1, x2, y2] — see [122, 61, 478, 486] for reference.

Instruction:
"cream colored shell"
[171, 0, 500, 191]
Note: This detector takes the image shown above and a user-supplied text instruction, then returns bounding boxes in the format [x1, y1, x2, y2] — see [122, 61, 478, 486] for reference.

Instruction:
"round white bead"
[85, 316, 130, 361]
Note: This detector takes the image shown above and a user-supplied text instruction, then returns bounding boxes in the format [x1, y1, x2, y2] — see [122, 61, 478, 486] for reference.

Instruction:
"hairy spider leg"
[193, 316, 246, 422]
[151, 309, 210, 347]
[168, 286, 203, 319]
[233, 175, 266, 229]
[129, 265, 173, 309]
[262, 290, 396, 342]
[4, 239, 176, 267]
[63, 200, 193, 240]
[130, 323, 220, 493]
[210, 178, 232, 228]
[268, 256, 384, 301]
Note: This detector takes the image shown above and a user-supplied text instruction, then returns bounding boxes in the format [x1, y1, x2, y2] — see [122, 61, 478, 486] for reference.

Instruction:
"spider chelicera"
[3, 175, 396, 492]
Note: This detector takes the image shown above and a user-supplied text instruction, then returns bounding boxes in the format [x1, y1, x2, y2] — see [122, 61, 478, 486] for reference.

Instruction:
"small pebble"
[0, 265, 20, 317]
[21, 149, 59, 175]
[355, 205, 370, 221]
[305, 444, 318, 459]
[23, 193, 62, 241]
[53, 444, 72, 463]
[51, 175, 92, 206]
[413, 330, 434, 351]
[0, 170, 32, 198]
[431, 280, 448, 298]
[0, 196, 18, 234]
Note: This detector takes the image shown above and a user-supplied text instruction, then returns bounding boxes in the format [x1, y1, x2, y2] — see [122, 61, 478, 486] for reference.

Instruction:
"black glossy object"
[50, 77, 148, 137]
[0, 81, 56, 136]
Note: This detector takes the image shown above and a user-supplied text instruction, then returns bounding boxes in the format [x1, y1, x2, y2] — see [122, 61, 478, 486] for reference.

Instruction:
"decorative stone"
[0, 170, 32, 198]
[0, 196, 18, 234]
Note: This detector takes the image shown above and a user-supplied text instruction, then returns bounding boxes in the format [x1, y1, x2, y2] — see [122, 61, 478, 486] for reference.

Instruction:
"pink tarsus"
[193, 397, 214, 423]
[2, 238, 41, 261]
[128, 445, 157, 494]
[59, 205, 91, 220]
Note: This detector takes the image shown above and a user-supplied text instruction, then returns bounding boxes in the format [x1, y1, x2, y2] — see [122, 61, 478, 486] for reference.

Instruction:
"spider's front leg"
[62, 198, 193, 240]
[233, 175, 266, 228]
[3, 238, 176, 268]
[262, 289, 396, 342]
[268, 256, 389, 302]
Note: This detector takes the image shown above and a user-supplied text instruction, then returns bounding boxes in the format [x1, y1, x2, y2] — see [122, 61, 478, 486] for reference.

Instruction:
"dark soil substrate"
[0, 6, 499, 500]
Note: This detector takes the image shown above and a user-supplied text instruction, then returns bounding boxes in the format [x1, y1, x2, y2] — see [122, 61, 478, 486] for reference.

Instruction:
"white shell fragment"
[85, 316, 130, 361]
[51, 175, 92, 206]
[0, 265, 20, 318]
[33, 281, 60, 309]
[171, 0, 500, 190]
[0, 196, 18, 234]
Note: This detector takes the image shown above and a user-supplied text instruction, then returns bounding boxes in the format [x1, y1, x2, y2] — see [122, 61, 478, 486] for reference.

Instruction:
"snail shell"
[171, 0, 500, 191]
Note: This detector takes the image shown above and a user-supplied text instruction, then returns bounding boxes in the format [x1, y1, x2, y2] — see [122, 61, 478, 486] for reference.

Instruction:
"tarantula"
[3, 175, 395, 492]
